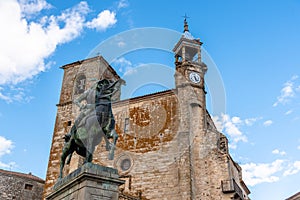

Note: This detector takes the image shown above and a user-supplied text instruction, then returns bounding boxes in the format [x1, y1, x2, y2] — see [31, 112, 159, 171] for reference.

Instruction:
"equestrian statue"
[59, 78, 123, 179]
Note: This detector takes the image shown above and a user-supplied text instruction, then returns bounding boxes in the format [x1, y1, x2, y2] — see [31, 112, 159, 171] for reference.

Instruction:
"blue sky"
[0, 0, 300, 199]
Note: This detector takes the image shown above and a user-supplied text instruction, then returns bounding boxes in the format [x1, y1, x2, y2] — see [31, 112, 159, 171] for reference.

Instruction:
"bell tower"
[172, 19, 210, 199]
[173, 19, 207, 132]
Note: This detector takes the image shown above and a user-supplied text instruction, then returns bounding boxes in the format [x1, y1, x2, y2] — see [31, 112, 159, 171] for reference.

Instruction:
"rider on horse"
[64, 79, 120, 143]
[58, 78, 124, 179]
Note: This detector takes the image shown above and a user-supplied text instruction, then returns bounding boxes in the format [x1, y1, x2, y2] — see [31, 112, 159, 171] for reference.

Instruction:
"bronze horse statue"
[59, 79, 121, 179]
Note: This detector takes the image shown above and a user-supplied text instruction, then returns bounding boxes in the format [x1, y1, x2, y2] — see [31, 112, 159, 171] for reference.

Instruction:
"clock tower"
[173, 19, 207, 132]
[173, 19, 211, 199]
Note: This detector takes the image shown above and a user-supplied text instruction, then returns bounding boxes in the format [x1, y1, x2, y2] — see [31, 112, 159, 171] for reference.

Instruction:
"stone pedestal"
[46, 163, 124, 200]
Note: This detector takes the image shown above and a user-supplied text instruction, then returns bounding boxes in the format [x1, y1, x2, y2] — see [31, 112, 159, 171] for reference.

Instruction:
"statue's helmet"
[97, 79, 110, 89]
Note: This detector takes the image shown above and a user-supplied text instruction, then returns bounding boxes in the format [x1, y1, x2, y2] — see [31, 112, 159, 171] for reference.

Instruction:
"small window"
[67, 121, 72, 126]
[75, 74, 86, 95]
[124, 118, 129, 133]
[25, 184, 33, 190]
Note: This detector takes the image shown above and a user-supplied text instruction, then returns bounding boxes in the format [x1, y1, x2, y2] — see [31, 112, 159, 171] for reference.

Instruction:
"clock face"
[189, 72, 201, 83]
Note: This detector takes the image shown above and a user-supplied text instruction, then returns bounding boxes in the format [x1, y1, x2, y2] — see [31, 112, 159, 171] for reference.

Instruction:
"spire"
[181, 14, 194, 40]
[183, 14, 189, 32]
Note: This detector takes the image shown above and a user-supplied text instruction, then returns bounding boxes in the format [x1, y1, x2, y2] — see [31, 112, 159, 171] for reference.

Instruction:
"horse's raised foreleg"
[108, 129, 118, 160]
[112, 129, 118, 145]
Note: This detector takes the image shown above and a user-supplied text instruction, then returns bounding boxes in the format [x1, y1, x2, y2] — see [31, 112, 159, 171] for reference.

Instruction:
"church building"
[44, 21, 251, 200]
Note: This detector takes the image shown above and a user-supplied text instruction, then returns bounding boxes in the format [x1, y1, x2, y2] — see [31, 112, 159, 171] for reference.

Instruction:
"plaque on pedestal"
[46, 163, 124, 200]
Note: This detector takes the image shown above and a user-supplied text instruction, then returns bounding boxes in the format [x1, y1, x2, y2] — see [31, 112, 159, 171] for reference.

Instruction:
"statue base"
[46, 163, 124, 200]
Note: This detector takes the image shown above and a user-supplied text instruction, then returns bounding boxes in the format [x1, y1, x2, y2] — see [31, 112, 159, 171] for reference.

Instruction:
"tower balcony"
[221, 178, 245, 200]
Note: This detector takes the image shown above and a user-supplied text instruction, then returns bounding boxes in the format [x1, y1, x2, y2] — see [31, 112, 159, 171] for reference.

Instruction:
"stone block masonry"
[0, 169, 45, 200]
[46, 163, 124, 200]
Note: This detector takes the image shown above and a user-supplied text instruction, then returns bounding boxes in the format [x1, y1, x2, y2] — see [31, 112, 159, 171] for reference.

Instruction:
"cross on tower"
[182, 14, 190, 32]
[182, 14, 190, 23]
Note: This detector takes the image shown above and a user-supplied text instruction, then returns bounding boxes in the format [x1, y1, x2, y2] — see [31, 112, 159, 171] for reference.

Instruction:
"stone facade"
[44, 23, 251, 199]
[0, 169, 45, 200]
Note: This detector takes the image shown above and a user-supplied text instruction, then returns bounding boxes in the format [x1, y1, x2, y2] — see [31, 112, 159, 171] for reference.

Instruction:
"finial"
[182, 14, 189, 32]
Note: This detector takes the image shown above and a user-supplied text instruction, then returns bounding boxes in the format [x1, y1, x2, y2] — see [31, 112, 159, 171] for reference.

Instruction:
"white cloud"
[117, 41, 126, 47]
[263, 120, 273, 127]
[19, 0, 52, 16]
[244, 117, 261, 126]
[0, 161, 17, 170]
[113, 57, 137, 76]
[0, 86, 33, 103]
[86, 10, 117, 31]
[272, 149, 286, 156]
[285, 110, 293, 115]
[273, 75, 298, 107]
[212, 116, 223, 131]
[0, 136, 16, 170]
[244, 118, 254, 126]
[283, 161, 300, 176]
[241, 158, 300, 186]
[232, 116, 242, 124]
[117, 0, 129, 9]
[241, 160, 285, 186]
[114, 57, 132, 69]
[0, 0, 90, 85]
[0, 92, 12, 103]
[0, 136, 14, 157]
[212, 114, 248, 149]
[124, 68, 138, 76]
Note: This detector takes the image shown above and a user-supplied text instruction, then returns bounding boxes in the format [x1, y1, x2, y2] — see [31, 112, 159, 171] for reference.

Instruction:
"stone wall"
[44, 56, 251, 199]
[0, 170, 44, 200]
[93, 90, 190, 199]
